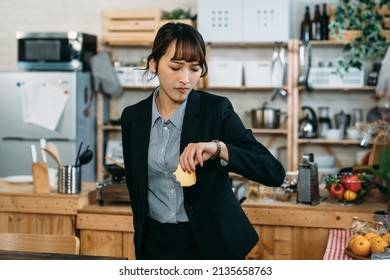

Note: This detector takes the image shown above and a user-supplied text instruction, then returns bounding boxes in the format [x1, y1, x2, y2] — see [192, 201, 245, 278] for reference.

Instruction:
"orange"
[351, 237, 371, 257]
[370, 239, 387, 253]
[381, 233, 390, 243]
[369, 235, 388, 246]
[364, 232, 379, 241]
[348, 234, 365, 249]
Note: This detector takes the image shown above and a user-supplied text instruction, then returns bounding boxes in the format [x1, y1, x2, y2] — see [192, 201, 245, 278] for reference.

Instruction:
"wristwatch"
[211, 140, 221, 159]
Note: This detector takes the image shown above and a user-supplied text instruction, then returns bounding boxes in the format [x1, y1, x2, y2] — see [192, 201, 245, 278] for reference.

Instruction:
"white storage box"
[197, 0, 242, 43]
[309, 67, 365, 88]
[198, 0, 290, 43]
[244, 61, 272, 87]
[208, 61, 243, 87]
[242, 0, 290, 42]
[115, 66, 136, 87]
[133, 68, 159, 87]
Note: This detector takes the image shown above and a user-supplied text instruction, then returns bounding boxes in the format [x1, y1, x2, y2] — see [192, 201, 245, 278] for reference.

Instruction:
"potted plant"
[329, 0, 389, 74]
[160, 8, 196, 27]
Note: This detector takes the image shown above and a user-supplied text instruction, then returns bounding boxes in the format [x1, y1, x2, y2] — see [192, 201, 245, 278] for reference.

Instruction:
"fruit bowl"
[324, 173, 369, 205]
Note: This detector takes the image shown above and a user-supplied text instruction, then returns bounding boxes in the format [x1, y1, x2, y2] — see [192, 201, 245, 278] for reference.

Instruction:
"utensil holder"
[32, 162, 50, 194]
[58, 165, 81, 194]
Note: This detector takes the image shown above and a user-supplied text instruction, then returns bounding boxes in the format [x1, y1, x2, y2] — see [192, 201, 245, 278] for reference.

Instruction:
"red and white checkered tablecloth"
[323, 229, 354, 260]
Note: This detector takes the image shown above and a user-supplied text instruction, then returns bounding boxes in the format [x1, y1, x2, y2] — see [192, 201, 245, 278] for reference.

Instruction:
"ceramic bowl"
[326, 129, 343, 140]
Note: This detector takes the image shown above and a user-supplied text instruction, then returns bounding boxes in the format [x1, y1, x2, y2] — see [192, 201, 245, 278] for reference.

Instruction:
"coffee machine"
[318, 106, 332, 138]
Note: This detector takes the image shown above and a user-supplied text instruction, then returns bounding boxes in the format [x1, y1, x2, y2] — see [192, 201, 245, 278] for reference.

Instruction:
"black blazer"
[121, 89, 285, 259]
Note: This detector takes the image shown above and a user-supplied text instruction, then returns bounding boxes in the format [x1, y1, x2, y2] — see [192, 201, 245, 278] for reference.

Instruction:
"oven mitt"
[90, 51, 122, 96]
[376, 46, 390, 98]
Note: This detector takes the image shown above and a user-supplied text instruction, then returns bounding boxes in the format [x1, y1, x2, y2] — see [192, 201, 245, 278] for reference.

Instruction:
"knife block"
[32, 162, 50, 194]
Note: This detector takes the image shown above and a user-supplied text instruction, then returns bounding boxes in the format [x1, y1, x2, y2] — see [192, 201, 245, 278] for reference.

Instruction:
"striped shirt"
[147, 89, 189, 223]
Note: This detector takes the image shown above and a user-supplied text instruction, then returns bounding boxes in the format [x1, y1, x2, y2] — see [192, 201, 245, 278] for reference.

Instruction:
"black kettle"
[299, 106, 318, 138]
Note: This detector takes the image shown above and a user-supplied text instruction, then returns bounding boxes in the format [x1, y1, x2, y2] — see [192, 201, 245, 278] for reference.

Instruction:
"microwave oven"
[16, 31, 97, 71]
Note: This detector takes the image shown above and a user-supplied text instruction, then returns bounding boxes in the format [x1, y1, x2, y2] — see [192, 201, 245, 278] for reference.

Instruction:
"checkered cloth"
[323, 229, 353, 260]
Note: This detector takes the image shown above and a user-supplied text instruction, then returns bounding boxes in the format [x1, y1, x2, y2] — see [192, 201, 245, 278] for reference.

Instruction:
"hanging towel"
[90, 51, 122, 96]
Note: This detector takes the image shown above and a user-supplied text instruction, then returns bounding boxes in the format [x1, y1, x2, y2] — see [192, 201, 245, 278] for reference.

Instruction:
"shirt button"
[164, 126, 168, 130]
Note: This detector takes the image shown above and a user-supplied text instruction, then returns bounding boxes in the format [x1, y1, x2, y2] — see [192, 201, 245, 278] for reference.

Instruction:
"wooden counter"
[0, 179, 95, 235]
[243, 187, 387, 260]
[1, 179, 387, 260]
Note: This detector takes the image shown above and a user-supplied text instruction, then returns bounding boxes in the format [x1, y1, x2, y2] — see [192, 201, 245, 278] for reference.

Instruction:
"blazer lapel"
[181, 90, 201, 152]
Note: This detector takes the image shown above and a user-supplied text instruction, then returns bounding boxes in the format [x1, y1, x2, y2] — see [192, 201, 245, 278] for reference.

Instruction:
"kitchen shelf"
[100, 125, 121, 131]
[100, 125, 288, 135]
[205, 86, 288, 92]
[290, 37, 383, 170]
[297, 139, 369, 145]
[298, 85, 376, 92]
[251, 128, 288, 135]
[122, 85, 156, 90]
[207, 42, 288, 48]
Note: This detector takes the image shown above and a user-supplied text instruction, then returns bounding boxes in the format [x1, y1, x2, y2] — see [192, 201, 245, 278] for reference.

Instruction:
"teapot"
[299, 106, 318, 138]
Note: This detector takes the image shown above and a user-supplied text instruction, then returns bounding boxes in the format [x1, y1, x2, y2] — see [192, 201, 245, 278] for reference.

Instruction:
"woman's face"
[150, 42, 202, 105]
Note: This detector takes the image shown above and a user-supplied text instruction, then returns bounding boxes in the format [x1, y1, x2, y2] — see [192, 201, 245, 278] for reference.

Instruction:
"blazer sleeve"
[216, 97, 286, 187]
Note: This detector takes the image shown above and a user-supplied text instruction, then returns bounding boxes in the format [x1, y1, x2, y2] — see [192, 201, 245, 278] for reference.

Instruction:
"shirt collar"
[151, 88, 188, 129]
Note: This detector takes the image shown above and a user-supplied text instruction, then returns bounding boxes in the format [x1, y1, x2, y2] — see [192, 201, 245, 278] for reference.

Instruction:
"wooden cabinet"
[77, 204, 135, 259]
[0, 180, 94, 235]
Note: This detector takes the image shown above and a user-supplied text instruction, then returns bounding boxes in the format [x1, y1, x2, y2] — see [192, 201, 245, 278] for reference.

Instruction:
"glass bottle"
[312, 4, 322, 40]
[321, 3, 329, 40]
[300, 6, 312, 41]
[328, 5, 337, 40]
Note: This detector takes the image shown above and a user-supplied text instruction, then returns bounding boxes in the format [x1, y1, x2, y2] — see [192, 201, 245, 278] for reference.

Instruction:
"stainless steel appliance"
[299, 106, 318, 138]
[17, 32, 97, 71]
[318, 106, 332, 138]
[297, 153, 319, 205]
[0, 71, 96, 181]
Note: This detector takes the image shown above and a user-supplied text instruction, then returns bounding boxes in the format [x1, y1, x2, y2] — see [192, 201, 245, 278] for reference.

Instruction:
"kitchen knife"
[30, 144, 37, 163]
[40, 139, 47, 163]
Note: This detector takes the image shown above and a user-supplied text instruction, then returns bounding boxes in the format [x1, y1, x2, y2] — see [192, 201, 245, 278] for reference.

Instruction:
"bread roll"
[173, 163, 196, 187]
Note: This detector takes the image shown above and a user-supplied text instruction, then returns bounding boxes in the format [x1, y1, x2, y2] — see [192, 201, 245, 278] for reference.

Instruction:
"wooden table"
[0, 250, 126, 260]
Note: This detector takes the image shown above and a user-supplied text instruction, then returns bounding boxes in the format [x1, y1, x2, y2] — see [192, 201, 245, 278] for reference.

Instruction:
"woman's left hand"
[179, 141, 221, 172]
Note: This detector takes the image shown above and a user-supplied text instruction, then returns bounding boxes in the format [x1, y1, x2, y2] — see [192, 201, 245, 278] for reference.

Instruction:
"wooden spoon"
[47, 143, 62, 166]
[41, 148, 63, 168]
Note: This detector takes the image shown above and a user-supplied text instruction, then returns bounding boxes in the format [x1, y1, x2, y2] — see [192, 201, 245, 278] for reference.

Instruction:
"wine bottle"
[312, 4, 322, 40]
[321, 3, 329, 40]
[300, 6, 312, 41]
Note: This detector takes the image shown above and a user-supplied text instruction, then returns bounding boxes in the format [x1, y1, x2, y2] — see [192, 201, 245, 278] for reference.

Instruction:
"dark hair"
[147, 22, 208, 77]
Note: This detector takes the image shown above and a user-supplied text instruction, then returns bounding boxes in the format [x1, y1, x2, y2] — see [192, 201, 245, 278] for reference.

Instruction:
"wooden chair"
[0, 233, 80, 255]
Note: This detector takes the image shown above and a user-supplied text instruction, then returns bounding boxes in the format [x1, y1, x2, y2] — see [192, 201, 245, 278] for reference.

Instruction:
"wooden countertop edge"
[0, 182, 95, 215]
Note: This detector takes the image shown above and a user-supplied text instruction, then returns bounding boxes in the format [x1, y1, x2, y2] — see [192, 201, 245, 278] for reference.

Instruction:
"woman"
[121, 22, 285, 260]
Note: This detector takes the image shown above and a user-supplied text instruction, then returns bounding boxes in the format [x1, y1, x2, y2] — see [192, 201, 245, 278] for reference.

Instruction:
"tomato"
[344, 189, 358, 201]
[342, 175, 361, 192]
[329, 183, 345, 200]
